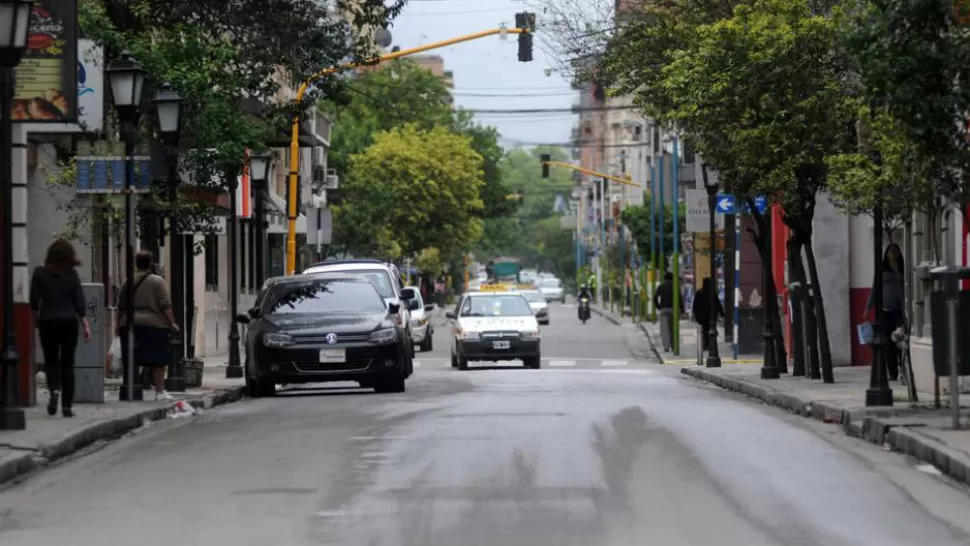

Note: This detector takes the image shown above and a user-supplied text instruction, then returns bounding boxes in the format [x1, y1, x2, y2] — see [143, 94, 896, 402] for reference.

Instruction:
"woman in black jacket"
[30, 240, 91, 417]
[692, 277, 724, 352]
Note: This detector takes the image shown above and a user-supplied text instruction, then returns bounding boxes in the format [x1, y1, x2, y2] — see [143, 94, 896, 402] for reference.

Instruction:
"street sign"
[686, 189, 724, 232]
[716, 193, 768, 215]
[307, 206, 333, 246]
[740, 195, 768, 214]
[715, 194, 735, 214]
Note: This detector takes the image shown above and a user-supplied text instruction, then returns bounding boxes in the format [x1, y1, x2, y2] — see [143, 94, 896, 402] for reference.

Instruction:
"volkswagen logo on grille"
[324, 333, 338, 345]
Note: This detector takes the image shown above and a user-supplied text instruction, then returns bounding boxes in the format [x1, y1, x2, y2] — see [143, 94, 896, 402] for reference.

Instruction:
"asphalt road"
[2, 303, 969, 546]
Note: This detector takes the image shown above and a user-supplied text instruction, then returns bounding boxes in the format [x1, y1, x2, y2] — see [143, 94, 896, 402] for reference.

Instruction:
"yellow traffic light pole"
[541, 160, 639, 187]
[285, 26, 530, 275]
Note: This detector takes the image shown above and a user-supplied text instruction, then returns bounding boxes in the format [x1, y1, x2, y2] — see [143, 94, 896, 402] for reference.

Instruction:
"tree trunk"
[803, 241, 835, 383]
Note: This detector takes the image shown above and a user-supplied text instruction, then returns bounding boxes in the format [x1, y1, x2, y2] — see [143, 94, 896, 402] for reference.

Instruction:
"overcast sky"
[388, 0, 577, 149]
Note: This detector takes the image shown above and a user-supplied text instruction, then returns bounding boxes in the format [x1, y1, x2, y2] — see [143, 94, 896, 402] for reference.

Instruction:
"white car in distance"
[402, 286, 435, 352]
[539, 277, 565, 303]
[520, 290, 549, 325]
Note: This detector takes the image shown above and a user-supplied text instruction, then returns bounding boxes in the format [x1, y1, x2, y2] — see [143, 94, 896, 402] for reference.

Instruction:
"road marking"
[601, 360, 629, 367]
[413, 361, 421, 368]
[548, 360, 577, 367]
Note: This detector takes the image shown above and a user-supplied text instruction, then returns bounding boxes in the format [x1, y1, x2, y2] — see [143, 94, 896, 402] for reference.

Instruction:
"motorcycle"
[578, 297, 590, 324]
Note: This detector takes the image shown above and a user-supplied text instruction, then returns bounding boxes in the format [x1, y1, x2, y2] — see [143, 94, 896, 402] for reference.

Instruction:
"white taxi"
[446, 291, 541, 370]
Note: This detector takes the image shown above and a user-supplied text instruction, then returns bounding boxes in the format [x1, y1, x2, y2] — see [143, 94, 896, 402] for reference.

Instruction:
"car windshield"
[329, 269, 395, 298]
[265, 280, 386, 315]
[460, 295, 533, 317]
[541, 279, 561, 288]
[521, 291, 545, 303]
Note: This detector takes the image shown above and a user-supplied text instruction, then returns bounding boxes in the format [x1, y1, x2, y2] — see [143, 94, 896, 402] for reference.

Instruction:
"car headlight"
[522, 330, 540, 340]
[460, 330, 480, 341]
[369, 327, 398, 343]
[263, 333, 293, 348]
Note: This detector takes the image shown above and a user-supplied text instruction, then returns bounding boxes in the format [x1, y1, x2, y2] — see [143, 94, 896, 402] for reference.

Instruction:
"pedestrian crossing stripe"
[413, 358, 632, 368]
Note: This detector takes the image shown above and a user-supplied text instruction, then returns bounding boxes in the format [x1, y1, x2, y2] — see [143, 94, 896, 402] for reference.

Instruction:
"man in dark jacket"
[654, 272, 683, 352]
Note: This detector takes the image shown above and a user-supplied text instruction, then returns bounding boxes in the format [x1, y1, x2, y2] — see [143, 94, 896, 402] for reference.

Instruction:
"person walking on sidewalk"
[117, 250, 179, 401]
[692, 277, 724, 353]
[654, 272, 684, 352]
[30, 240, 91, 417]
[863, 242, 906, 381]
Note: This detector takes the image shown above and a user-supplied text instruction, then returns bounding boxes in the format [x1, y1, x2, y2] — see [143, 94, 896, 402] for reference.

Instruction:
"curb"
[678, 366, 970, 487]
[0, 385, 247, 486]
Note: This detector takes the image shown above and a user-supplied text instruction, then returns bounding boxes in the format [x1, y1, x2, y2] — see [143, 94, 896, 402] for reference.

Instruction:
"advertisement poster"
[12, 0, 78, 124]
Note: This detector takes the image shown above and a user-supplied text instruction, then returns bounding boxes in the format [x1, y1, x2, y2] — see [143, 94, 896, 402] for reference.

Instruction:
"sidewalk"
[0, 356, 245, 485]
[589, 304, 761, 365]
[680, 363, 970, 486]
[591, 302, 970, 487]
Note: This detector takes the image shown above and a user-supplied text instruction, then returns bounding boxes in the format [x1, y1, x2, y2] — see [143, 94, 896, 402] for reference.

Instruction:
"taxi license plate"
[319, 349, 346, 363]
[492, 341, 510, 350]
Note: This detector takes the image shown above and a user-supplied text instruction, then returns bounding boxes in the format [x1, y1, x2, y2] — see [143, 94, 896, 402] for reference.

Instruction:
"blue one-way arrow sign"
[715, 194, 735, 214]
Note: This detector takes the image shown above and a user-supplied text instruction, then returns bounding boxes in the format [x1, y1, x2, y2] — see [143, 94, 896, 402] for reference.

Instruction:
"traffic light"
[515, 12, 535, 62]
[540, 153, 550, 178]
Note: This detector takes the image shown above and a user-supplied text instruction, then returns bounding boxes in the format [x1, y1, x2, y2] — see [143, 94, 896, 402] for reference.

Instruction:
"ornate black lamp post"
[249, 153, 272, 287]
[701, 166, 722, 368]
[0, 0, 31, 430]
[106, 51, 147, 402]
[153, 83, 186, 392]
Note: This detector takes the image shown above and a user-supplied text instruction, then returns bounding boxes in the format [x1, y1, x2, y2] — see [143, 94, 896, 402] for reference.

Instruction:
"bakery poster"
[12, 0, 78, 124]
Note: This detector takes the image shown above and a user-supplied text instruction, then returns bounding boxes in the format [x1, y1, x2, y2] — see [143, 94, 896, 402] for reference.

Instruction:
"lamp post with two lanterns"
[106, 51, 147, 402]
[0, 0, 32, 430]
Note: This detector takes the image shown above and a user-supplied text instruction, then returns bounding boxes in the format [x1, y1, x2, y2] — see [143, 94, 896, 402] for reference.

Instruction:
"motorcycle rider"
[577, 283, 593, 320]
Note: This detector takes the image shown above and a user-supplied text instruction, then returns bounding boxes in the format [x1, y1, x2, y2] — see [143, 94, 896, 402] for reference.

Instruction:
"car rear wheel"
[457, 351, 469, 370]
[420, 332, 433, 352]
[450, 350, 458, 368]
[374, 375, 405, 393]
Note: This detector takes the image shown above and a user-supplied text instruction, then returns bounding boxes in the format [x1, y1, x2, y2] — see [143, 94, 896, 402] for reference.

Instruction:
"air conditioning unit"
[323, 170, 339, 190]
[312, 146, 326, 166]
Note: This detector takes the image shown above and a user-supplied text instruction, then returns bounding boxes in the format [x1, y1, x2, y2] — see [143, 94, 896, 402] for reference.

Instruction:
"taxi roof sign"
[479, 282, 536, 292]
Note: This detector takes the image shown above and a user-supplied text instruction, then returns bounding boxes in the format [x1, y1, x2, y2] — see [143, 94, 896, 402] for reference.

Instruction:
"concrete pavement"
[1, 303, 968, 545]
[0, 357, 245, 485]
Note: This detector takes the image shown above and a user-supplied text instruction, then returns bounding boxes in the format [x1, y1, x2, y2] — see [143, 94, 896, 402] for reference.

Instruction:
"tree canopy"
[341, 124, 486, 260]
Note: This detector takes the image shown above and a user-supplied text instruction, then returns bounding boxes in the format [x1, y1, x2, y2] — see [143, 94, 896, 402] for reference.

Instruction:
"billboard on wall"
[20, 38, 102, 133]
[12, 0, 79, 126]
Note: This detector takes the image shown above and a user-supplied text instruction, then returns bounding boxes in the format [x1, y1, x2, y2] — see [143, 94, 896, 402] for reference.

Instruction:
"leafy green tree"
[56, 0, 401, 241]
[342, 124, 485, 259]
[325, 60, 514, 257]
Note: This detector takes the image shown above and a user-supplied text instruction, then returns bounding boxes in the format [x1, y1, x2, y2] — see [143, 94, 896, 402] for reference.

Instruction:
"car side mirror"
[387, 302, 401, 314]
[400, 288, 416, 300]
[408, 299, 420, 311]
[424, 304, 434, 312]
[236, 313, 251, 324]
[445, 311, 457, 319]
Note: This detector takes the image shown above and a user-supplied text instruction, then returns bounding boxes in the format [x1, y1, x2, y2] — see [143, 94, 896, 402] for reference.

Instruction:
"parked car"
[539, 277, 565, 303]
[403, 285, 435, 351]
[520, 289, 549, 325]
[301, 259, 415, 370]
[238, 275, 410, 397]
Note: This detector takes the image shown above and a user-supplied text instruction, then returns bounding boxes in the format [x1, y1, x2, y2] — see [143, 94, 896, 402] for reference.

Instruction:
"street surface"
[1, 304, 969, 546]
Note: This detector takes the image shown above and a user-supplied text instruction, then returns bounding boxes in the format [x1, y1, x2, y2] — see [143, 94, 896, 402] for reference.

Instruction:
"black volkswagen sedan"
[238, 275, 410, 397]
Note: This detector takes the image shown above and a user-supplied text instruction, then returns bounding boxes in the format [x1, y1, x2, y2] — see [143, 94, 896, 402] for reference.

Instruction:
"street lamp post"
[0, 0, 32, 431]
[152, 83, 186, 392]
[702, 165, 722, 368]
[225, 165, 244, 379]
[250, 154, 271, 287]
[106, 51, 147, 402]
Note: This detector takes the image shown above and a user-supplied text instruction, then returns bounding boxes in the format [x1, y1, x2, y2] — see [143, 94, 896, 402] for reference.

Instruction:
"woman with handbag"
[863, 242, 906, 381]
[30, 240, 92, 417]
[117, 250, 179, 400]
